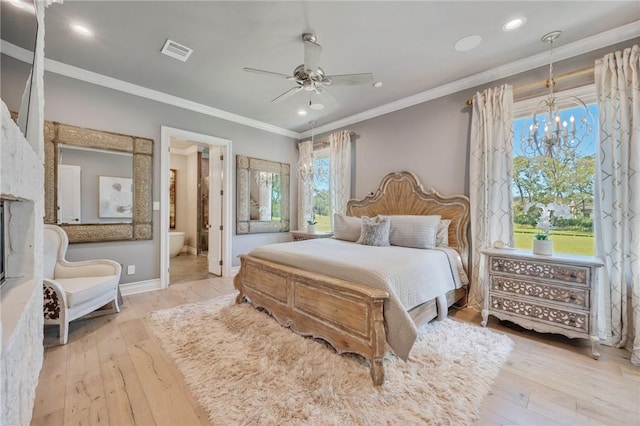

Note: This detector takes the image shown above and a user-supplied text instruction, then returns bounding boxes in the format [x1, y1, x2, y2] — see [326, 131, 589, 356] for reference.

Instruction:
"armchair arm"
[43, 278, 67, 321]
[55, 259, 122, 279]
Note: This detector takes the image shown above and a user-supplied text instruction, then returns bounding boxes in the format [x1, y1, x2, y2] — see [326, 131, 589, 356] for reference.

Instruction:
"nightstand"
[291, 231, 334, 241]
[481, 248, 603, 359]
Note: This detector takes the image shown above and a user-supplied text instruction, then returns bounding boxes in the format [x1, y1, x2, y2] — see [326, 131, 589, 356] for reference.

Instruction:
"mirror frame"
[236, 155, 289, 234]
[44, 120, 154, 243]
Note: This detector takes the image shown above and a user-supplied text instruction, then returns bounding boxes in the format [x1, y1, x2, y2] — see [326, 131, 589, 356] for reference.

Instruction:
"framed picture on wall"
[99, 176, 133, 218]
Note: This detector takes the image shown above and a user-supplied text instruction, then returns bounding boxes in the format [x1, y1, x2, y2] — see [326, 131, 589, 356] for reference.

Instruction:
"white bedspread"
[248, 238, 467, 361]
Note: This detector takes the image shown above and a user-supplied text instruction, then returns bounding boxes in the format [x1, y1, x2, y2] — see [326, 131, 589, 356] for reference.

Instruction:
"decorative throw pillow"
[356, 216, 391, 247]
[383, 215, 441, 249]
[436, 219, 451, 247]
[333, 214, 362, 242]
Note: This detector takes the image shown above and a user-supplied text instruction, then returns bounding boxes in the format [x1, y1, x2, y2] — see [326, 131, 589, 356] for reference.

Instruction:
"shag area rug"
[147, 295, 513, 425]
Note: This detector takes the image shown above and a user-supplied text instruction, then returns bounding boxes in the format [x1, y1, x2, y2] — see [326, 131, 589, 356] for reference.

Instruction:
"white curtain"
[297, 140, 314, 229]
[468, 84, 514, 310]
[594, 45, 640, 365]
[329, 130, 352, 227]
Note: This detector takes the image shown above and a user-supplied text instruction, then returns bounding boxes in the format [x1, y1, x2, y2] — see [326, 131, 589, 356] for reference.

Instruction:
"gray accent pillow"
[356, 216, 391, 246]
[383, 215, 441, 249]
[333, 214, 362, 242]
[436, 219, 451, 247]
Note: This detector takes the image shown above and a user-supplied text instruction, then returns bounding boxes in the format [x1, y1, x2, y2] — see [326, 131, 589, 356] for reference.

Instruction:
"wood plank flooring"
[32, 277, 640, 425]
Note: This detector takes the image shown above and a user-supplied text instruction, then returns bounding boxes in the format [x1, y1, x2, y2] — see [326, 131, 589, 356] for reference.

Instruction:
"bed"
[234, 171, 470, 385]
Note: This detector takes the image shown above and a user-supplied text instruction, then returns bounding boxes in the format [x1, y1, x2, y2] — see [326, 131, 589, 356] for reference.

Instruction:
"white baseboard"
[230, 266, 240, 276]
[120, 278, 162, 296]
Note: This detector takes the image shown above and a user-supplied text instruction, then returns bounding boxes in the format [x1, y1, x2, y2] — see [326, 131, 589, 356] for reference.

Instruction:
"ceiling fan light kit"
[243, 32, 375, 107]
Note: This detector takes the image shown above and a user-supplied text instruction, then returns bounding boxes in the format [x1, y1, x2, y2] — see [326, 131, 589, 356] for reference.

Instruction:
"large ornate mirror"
[44, 120, 153, 243]
[236, 155, 289, 234]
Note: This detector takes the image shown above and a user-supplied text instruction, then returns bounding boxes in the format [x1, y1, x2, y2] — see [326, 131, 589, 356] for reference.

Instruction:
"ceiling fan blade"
[325, 73, 374, 86]
[243, 67, 291, 79]
[314, 87, 340, 106]
[304, 40, 322, 74]
[271, 86, 303, 103]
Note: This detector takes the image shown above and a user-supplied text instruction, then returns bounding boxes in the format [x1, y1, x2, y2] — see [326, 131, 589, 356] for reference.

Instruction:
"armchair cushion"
[54, 275, 119, 308]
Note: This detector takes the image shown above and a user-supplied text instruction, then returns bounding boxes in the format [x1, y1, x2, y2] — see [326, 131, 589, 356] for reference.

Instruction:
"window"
[311, 148, 331, 232]
[512, 89, 597, 255]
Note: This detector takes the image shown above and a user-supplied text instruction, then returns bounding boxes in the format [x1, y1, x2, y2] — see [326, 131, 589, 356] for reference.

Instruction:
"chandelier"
[297, 120, 316, 183]
[521, 31, 594, 158]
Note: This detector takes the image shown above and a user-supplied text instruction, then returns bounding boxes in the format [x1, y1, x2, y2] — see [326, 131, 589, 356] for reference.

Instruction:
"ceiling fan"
[243, 32, 374, 106]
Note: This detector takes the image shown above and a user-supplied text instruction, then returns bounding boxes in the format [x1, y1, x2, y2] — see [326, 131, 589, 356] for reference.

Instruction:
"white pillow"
[333, 214, 362, 242]
[382, 215, 441, 249]
[436, 219, 451, 247]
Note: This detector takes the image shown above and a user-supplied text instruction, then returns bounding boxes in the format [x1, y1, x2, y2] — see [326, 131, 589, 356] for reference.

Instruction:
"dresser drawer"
[490, 275, 589, 309]
[490, 256, 590, 286]
[490, 295, 588, 333]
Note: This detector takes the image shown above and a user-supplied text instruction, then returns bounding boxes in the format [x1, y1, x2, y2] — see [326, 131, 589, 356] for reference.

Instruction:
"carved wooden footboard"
[234, 171, 471, 386]
[234, 254, 390, 385]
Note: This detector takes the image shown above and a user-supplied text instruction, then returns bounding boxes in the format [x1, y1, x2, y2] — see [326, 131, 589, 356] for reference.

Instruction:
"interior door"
[58, 164, 81, 224]
[208, 147, 222, 275]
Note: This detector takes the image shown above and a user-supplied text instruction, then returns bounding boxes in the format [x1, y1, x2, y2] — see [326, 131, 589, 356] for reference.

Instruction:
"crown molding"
[0, 40, 300, 139]
[2, 19, 637, 141]
[301, 21, 640, 138]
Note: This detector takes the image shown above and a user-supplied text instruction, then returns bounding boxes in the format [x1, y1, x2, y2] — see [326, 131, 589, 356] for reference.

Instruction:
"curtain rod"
[465, 65, 594, 106]
[298, 130, 356, 144]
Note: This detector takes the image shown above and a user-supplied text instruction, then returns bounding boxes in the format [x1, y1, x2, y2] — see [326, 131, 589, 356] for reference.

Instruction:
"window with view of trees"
[512, 102, 597, 255]
[311, 149, 332, 232]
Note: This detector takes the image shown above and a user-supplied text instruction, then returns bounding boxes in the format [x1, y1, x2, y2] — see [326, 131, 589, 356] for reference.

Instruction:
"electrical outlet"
[127, 265, 135, 275]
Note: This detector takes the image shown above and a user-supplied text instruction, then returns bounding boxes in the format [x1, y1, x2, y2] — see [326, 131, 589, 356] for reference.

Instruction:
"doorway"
[160, 126, 232, 289]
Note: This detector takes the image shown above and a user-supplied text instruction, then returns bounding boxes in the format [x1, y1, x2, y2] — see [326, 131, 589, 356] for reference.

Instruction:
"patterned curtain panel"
[594, 45, 640, 365]
[329, 130, 352, 228]
[468, 85, 514, 310]
[297, 140, 314, 229]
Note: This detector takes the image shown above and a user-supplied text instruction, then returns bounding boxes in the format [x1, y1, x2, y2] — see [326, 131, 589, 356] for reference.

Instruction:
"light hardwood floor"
[32, 278, 639, 426]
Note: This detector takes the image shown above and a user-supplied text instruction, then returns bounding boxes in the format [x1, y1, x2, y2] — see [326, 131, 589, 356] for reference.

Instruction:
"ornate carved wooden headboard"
[346, 171, 470, 273]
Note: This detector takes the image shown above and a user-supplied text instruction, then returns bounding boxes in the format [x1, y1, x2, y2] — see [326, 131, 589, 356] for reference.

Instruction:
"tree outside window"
[311, 151, 331, 232]
[512, 103, 597, 255]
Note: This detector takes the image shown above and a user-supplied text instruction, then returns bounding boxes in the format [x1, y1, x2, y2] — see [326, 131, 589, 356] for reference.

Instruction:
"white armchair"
[43, 224, 121, 344]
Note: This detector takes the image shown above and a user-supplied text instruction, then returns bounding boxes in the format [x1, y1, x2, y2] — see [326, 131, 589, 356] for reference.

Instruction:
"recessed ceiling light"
[309, 103, 325, 111]
[503, 17, 526, 32]
[298, 109, 307, 116]
[454, 35, 482, 52]
[373, 81, 383, 88]
[70, 23, 94, 37]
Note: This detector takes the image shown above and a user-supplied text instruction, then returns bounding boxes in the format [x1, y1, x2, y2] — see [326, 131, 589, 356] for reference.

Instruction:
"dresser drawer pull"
[570, 272, 577, 279]
[569, 295, 577, 301]
[569, 316, 577, 324]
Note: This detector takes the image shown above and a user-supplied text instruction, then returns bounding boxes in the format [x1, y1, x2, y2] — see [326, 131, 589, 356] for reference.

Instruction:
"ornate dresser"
[481, 248, 603, 359]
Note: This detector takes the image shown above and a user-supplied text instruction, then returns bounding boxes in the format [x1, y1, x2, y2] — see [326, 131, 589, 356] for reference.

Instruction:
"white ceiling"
[1, 1, 639, 137]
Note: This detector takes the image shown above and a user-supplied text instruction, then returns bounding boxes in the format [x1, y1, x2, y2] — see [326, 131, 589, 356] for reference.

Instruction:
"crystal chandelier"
[297, 120, 316, 183]
[521, 31, 594, 158]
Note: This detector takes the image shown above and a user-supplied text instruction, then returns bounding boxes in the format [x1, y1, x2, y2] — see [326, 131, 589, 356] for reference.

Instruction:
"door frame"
[160, 126, 233, 288]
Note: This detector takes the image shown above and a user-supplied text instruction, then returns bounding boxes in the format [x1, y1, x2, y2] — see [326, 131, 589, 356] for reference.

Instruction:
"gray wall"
[1, 55, 298, 282]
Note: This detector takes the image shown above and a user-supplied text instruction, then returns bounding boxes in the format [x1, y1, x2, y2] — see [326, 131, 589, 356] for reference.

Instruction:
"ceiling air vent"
[161, 39, 193, 62]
